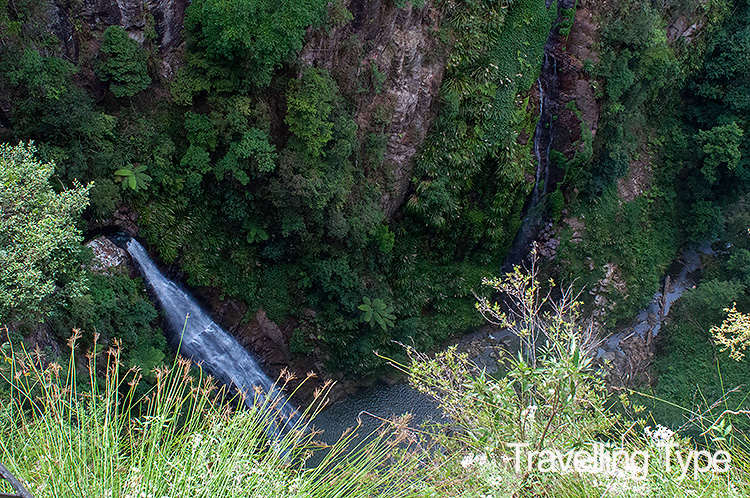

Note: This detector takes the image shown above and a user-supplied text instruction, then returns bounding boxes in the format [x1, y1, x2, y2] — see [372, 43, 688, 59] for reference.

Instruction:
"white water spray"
[126, 238, 299, 434]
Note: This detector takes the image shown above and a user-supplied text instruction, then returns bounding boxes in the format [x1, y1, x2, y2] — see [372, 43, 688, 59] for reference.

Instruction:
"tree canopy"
[0, 142, 91, 323]
[96, 26, 151, 98]
[182, 0, 328, 90]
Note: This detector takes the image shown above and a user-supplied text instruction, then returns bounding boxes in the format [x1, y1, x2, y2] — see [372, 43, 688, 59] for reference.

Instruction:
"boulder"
[86, 236, 128, 274]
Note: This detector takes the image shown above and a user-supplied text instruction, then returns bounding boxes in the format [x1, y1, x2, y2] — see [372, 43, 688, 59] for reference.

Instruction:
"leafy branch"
[114, 164, 152, 192]
[358, 297, 395, 331]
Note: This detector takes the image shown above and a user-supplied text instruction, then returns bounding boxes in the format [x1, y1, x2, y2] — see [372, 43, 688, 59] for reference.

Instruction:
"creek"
[599, 244, 713, 357]
[121, 0, 696, 447]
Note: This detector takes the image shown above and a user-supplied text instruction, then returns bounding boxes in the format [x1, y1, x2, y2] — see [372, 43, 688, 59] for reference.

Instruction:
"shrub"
[184, 0, 328, 89]
[404, 251, 750, 497]
[0, 142, 90, 324]
[407, 250, 613, 491]
[547, 189, 564, 222]
[285, 68, 338, 157]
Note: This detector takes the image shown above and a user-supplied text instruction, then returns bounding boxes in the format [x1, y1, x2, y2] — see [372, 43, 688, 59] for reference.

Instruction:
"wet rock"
[383, 373, 400, 386]
[554, 0, 600, 162]
[235, 309, 291, 367]
[47, 0, 187, 79]
[112, 206, 139, 236]
[25, 325, 62, 360]
[214, 299, 247, 333]
[668, 17, 704, 44]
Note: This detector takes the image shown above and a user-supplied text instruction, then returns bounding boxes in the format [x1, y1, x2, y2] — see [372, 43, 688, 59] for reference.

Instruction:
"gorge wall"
[46, 0, 187, 77]
[300, 0, 446, 216]
[43, 0, 445, 217]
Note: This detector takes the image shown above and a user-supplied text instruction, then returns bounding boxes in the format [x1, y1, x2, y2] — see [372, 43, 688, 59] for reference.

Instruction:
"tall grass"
[3, 325, 750, 497]
[0, 331, 440, 498]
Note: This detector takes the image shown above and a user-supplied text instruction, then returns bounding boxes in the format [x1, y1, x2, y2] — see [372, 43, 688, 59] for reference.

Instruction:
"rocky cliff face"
[299, 0, 447, 216]
[47, 0, 446, 216]
[553, 0, 600, 164]
[47, 0, 187, 78]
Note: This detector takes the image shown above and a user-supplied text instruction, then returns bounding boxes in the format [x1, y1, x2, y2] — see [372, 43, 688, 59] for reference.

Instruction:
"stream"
[120, 0, 701, 448]
[599, 244, 713, 356]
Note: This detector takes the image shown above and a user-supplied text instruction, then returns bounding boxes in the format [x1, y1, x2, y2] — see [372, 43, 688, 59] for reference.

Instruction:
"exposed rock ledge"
[47, 0, 187, 79]
[300, 0, 447, 217]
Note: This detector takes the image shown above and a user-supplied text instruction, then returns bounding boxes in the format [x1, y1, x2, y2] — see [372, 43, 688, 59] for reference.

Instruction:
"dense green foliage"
[559, 183, 677, 322]
[2, 0, 746, 386]
[49, 268, 166, 375]
[649, 277, 750, 433]
[175, 0, 328, 96]
[677, 1, 750, 240]
[556, 0, 750, 323]
[411, 0, 554, 243]
[645, 202, 750, 435]
[381, 0, 557, 360]
[128, 0, 557, 373]
[556, 0, 684, 321]
[0, 143, 90, 324]
[96, 26, 151, 98]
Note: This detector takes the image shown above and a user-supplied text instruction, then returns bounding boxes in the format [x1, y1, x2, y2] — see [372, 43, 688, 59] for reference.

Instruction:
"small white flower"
[461, 452, 489, 469]
[521, 405, 538, 419]
[644, 424, 675, 445]
[191, 433, 204, 450]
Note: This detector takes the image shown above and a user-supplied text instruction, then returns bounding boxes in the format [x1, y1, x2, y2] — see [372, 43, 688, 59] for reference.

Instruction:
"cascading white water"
[126, 238, 299, 434]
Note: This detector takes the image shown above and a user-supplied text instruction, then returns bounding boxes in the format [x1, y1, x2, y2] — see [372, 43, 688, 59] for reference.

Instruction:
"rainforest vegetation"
[0, 0, 559, 374]
[2, 0, 750, 495]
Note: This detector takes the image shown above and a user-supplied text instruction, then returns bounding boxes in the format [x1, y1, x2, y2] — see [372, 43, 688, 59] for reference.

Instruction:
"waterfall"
[125, 238, 299, 434]
[505, 41, 559, 267]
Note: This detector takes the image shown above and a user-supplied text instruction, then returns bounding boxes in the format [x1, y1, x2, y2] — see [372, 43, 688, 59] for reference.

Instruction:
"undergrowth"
[0, 332, 439, 498]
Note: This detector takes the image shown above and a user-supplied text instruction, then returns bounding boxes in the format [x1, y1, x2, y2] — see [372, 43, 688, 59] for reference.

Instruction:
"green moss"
[558, 4, 576, 38]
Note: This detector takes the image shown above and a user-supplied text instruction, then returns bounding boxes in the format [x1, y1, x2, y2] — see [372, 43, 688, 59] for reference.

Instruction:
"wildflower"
[644, 424, 675, 445]
[461, 452, 488, 469]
